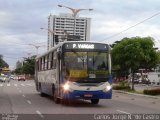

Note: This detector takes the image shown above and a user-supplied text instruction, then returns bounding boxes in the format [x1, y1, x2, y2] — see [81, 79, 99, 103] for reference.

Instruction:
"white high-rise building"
[47, 13, 91, 50]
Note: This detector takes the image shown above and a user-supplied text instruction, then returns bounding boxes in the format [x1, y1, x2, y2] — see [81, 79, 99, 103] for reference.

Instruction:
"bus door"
[55, 51, 62, 99]
[35, 60, 39, 91]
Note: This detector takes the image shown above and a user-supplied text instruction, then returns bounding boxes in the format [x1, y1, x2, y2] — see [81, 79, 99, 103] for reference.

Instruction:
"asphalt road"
[0, 80, 160, 120]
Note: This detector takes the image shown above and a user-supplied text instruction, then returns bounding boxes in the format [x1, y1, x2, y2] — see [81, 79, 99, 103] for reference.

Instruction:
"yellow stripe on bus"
[69, 70, 88, 78]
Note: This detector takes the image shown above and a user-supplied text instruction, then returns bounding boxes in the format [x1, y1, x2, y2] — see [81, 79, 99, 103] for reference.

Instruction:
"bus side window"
[48, 53, 52, 69]
[52, 52, 57, 69]
[37, 60, 40, 71]
[37, 60, 39, 71]
[45, 56, 47, 70]
[41, 58, 43, 70]
[49, 52, 57, 69]
[42, 57, 45, 70]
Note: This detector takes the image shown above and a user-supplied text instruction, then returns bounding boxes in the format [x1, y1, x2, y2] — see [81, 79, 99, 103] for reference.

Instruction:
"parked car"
[13, 76, 18, 80]
[17, 75, 26, 81]
[10, 75, 15, 80]
[130, 78, 140, 84]
[0, 76, 5, 82]
[141, 78, 151, 84]
[0, 75, 10, 82]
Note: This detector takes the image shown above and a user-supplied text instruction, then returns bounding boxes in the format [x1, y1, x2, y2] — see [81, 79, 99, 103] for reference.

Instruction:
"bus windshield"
[63, 51, 109, 83]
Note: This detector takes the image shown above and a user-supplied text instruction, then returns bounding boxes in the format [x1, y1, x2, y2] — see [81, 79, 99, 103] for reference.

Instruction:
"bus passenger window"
[45, 56, 48, 70]
[52, 59, 56, 68]
[48, 53, 52, 69]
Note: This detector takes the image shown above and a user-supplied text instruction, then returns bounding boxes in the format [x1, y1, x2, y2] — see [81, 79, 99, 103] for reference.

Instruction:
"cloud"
[0, 11, 13, 29]
[1, 0, 160, 69]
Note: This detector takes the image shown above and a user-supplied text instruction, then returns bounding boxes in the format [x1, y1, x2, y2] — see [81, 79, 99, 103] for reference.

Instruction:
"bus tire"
[52, 84, 55, 99]
[91, 99, 99, 104]
[40, 92, 46, 97]
[62, 98, 71, 105]
[54, 91, 60, 104]
[39, 82, 45, 97]
[54, 97, 60, 104]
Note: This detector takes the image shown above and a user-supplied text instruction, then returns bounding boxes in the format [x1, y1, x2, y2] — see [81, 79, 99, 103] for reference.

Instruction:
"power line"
[99, 11, 160, 42]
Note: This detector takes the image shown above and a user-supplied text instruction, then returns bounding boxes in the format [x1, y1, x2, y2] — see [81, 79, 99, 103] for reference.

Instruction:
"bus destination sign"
[64, 43, 108, 50]
[73, 43, 94, 49]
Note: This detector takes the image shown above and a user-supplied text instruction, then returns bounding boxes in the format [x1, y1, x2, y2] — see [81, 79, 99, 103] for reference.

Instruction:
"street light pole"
[40, 28, 56, 48]
[28, 44, 45, 56]
[40, 28, 55, 34]
[41, 27, 69, 46]
[58, 4, 93, 39]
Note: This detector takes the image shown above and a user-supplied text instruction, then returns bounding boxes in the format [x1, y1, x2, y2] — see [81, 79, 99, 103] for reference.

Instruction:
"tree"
[14, 55, 36, 75]
[0, 55, 3, 67]
[14, 68, 23, 74]
[22, 56, 36, 75]
[111, 36, 160, 90]
[0, 55, 9, 68]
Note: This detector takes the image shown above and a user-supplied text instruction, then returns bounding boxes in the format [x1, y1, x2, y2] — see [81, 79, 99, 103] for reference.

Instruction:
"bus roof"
[36, 41, 109, 59]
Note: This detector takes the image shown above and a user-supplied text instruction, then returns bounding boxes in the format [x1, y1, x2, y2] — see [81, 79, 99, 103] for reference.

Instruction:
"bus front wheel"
[91, 99, 99, 104]
[54, 97, 60, 104]
[54, 91, 60, 104]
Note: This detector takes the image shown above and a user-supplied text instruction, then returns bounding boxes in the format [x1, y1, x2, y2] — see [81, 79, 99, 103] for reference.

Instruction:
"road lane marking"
[36, 110, 44, 118]
[14, 84, 18, 87]
[116, 110, 131, 114]
[0, 84, 3, 87]
[21, 84, 25, 86]
[7, 83, 10, 86]
[27, 100, 32, 105]
[27, 84, 32, 86]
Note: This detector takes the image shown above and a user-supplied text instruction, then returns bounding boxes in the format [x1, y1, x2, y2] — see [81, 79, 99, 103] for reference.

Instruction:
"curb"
[113, 90, 160, 99]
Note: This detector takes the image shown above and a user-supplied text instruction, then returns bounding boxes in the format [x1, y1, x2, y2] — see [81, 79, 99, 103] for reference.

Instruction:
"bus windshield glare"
[63, 51, 109, 82]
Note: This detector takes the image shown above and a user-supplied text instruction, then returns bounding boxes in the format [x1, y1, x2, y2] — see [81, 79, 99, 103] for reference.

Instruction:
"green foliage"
[157, 51, 160, 63]
[0, 54, 9, 68]
[111, 36, 159, 72]
[0, 55, 3, 67]
[22, 56, 36, 75]
[113, 81, 131, 90]
[14, 56, 36, 75]
[14, 68, 23, 75]
[143, 88, 160, 95]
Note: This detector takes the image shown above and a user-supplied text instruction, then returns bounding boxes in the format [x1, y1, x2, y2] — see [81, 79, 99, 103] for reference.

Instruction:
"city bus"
[35, 41, 112, 104]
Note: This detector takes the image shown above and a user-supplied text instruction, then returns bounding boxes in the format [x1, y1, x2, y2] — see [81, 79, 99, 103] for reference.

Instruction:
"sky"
[0, 0, 160, 70]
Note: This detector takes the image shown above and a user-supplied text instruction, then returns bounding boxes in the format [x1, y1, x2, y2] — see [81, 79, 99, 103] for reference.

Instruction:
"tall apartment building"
[47, 13, 91, 50]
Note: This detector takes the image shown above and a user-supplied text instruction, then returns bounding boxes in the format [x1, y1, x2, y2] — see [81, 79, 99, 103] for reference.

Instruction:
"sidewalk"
[114, 84, 160, 99]
[134, 84, 160, 92]
[113, 90, 160, 99]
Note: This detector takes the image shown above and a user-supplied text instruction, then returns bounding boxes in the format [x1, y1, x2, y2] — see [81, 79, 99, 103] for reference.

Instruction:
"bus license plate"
[84, 94, 93, 97]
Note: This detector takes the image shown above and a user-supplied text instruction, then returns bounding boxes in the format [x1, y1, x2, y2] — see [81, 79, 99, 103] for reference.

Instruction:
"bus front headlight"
[106, 85, 112, 91]
[63, 82, 70, 91]
[103, 84, 112, 92]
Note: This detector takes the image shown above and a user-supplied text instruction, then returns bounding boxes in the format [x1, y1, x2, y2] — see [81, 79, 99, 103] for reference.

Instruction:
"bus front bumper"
[63, 90, 112, 100]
